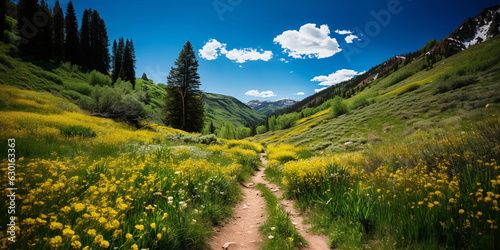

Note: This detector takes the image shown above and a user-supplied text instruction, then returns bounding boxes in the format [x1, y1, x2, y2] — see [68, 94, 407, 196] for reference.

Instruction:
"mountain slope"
[247, 99, 299, 115]
[0, 42, 264, 129]
[205, 93, 266, 128]
[252, 36, 500, 152]
[279, 5, 500, 116]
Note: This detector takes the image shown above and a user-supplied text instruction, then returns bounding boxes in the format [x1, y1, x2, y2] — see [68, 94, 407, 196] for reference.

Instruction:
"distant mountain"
[278, 5, 500, 115]
[433, 5, 499, 55]
[205, 93, 266, 128]
[247, 99, 299, 115]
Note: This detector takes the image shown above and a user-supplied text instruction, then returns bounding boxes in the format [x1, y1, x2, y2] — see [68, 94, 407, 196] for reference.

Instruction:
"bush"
[434, 76, 477, 94]
[63, 80, 93, 96]
[169, 133, 220, 145]
[350, 97, 370, 110]
[331, 96, 348, 118]
[60, 125, 97, 138]
[33, 69, 64, 85]
[88, 70, 112, 86]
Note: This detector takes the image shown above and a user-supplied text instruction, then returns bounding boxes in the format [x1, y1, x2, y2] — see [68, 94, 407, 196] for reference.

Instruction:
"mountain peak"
[444, 5, 500, 51]
[247, 99, 299, 115]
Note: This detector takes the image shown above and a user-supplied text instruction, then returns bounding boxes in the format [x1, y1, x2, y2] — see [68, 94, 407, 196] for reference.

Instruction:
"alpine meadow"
[1, 1, 500, 250]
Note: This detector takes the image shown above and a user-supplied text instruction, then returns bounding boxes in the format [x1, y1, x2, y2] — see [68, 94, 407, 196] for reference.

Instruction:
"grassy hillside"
[204, 93, 266, 128]
[253, 37, 500, 249]
[252, 36, 500, 153]
[0, 42, 263, 130]
[0, 83, 265, 249]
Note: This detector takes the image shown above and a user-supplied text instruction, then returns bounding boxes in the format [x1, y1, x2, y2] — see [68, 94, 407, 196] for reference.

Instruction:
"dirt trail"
[208, 161, 268, 249]
[209, 153, 330, 250]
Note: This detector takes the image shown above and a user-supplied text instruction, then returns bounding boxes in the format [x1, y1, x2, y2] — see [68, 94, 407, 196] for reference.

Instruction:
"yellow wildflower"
[49, 222, 63, 230]
[99, 240, 110, 248]
[49, 236, 63, 248]
[71, 241, 82, 249]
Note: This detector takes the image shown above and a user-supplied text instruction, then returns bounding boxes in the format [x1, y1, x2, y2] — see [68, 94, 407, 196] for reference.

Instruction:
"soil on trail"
[208, 159, 267, 249]
[209, 153, 330, 250]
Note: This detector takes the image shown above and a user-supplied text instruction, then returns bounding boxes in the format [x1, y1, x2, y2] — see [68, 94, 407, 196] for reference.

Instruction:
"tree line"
[0, 0, 207, 134]
[0, 0, 136, 86]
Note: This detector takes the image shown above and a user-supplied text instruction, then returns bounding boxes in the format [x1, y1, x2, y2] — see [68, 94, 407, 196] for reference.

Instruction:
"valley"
[1, 2, 499, 250]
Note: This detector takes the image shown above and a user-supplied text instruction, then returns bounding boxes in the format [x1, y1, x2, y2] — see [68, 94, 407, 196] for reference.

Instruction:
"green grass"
[0, 41, 265, 131]
[256, 183, 306, 250]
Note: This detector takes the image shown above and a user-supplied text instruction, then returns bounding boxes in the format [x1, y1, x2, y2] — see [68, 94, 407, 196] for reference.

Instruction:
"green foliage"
[204, 92, 265, 128]
[349, 96, 370, 110]
[89, 85, 146, 124]
[87, 70, 112, 86]
[256, 125, 267, 134]
[218, 121, 236, 139]
[330, 96, 348, 118]
[397, 83, 421, 96]
[169, 133, 220, 145]
[60, 125, 97, 138]
[257, 183, 306, 250]
[434, 75, 477, 94]
[164, 41, 204, 132]
[386, 71, 414, 87]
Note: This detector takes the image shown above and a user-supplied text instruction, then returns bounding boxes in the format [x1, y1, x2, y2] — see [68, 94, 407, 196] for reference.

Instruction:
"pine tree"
[141, 73, 149, 81]
[64, 1, 79, 65]
[0, 0, 6, 42]
[17, 0, 39, 57]
[79, 9, 91, 69]
[123, 39, 136, 88]
[111, 38, 124, 83]
[164, 41, 204, 132]
[53, 0, 64, 62]
[90, 10, 109, 74]
[37, 0, 53, 60]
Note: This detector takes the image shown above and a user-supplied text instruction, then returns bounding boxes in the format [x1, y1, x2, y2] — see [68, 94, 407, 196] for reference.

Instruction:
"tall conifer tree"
[79, 9, 91, 69]
[17, 0, 39, 57]
[0, 0, 6, 42]
[53, 0, 64, 62]
[164, 41, 204, 132]
[37, 0, 53, 60]
[123, 39, 136, 88]
[64, 1, 79, 65]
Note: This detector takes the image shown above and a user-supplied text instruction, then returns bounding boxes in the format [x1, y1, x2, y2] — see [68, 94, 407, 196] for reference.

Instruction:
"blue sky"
[51, 0, 497, 103]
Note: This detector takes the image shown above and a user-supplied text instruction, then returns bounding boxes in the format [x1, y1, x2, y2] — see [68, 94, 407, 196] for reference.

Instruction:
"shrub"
[88, 70, 112, 86]
[331, 96, 348, 118]
[60, 125, 97, 138]
[434, 76, 477, 94]
[350, 97, 370, 110]
[172, 133, 220, 145]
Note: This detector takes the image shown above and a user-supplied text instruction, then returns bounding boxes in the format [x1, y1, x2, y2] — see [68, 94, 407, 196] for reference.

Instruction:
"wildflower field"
[0, 85, 262, 249]
[265, 117, 500, 249]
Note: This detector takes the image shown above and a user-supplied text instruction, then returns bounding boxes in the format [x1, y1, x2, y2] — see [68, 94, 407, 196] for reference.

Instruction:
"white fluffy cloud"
[345, 34, 359, 44]
[335, 29, 353, 35]
[198, 39, 227, 60]
[199, 39, 272, 63]
[225, 48, 273, 63]
[311, 69, 361, 86]
[245, 90, 277, 98]
[273, 23, 342, 59]
[295, 92, 305, 95]
[314, 87, 328, 93]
